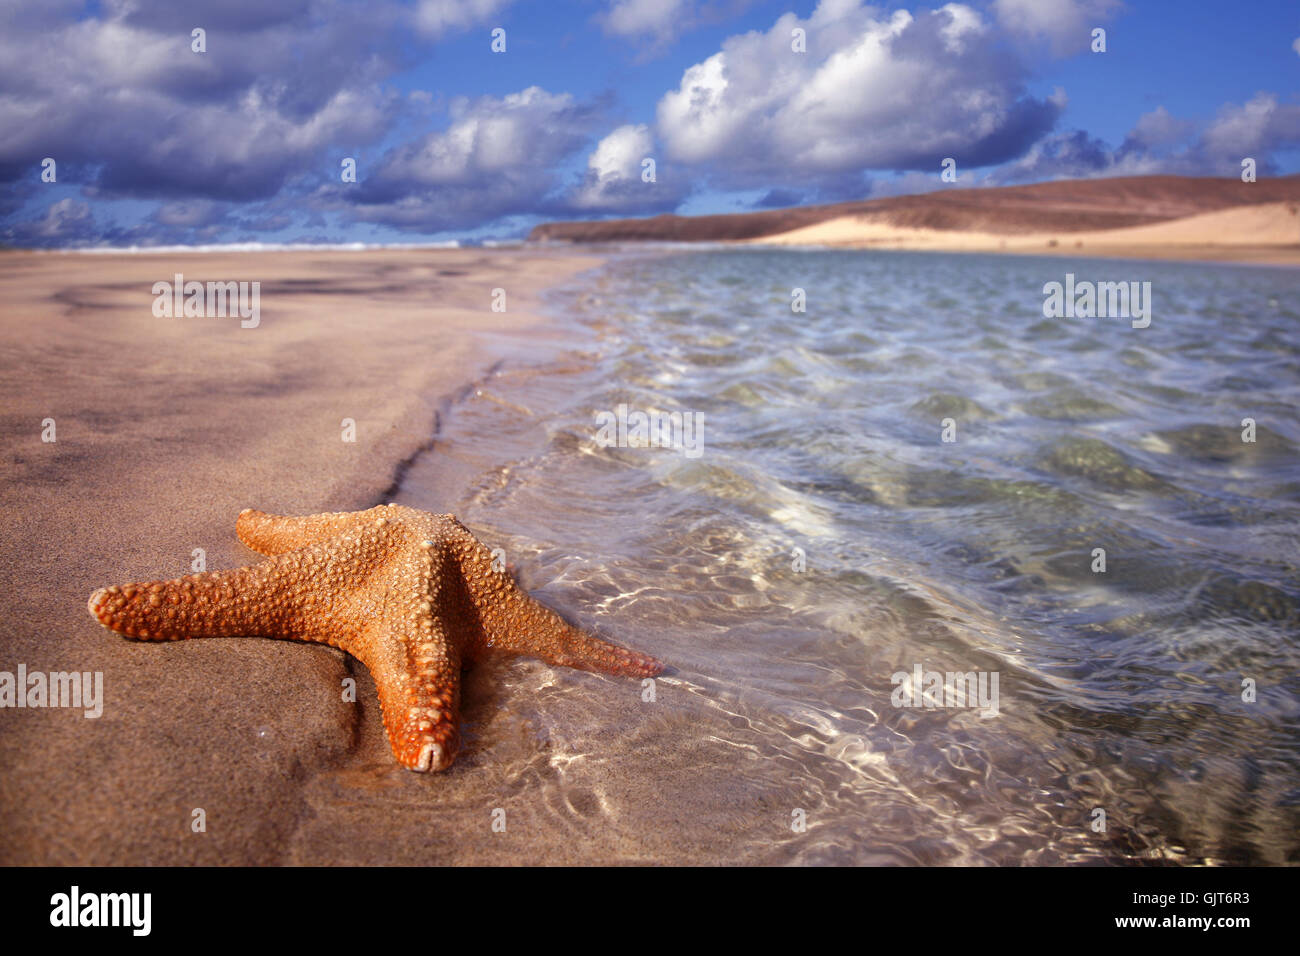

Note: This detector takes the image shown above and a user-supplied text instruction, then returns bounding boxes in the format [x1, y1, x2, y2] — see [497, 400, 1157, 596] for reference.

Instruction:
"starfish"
[86, 505, 663, 772]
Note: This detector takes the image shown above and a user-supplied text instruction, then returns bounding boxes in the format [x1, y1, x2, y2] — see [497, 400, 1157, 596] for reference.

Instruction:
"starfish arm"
[361, 617, 462, 773]
[236, 506, 385, 556]
[516, 605, 665, 678]
[352, 540, 464, 772]
[444, 522, 664, 678]
[87, 520, 404, 644]
[87, 558, 313, 642]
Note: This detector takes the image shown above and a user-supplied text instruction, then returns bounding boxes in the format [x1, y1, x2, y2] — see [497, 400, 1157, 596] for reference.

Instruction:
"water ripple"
[407, 249, 1300, 864]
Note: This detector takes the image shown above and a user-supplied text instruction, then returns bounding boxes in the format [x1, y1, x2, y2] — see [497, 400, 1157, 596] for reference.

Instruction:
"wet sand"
[0, 248, 606, 864]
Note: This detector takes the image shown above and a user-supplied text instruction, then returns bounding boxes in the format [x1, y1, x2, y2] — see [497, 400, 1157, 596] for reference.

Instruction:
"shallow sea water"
[403, 248, 1300, 864]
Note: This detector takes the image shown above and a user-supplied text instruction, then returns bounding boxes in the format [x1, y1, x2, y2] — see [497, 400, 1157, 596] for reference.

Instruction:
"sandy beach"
[0, 248, 606, 864]
[3, 238, 1297, 869]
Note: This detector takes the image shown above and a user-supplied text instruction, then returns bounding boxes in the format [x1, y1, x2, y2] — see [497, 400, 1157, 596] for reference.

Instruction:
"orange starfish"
[86, 505, 663, 772]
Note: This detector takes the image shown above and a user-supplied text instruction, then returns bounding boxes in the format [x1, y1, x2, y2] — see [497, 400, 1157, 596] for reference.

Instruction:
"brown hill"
[528, 174, 1300, 243]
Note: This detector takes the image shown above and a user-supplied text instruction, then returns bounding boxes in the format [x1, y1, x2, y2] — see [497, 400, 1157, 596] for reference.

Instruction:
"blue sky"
[2, 0, 1297, 246]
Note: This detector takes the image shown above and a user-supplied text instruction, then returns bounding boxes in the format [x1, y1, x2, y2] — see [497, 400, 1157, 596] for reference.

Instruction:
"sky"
[1, 0, 1297, 247]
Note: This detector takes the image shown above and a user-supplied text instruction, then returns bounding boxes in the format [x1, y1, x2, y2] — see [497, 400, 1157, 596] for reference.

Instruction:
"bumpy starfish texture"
[87, 505, 663, 772]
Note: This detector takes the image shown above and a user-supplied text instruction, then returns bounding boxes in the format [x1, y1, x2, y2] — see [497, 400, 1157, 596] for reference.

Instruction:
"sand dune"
[748, 200, 1300, 264]
[530, 174, 1300, 264]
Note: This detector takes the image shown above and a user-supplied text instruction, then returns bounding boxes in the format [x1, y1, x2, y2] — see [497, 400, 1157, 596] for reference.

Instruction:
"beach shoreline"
[0, 247, 603, 864]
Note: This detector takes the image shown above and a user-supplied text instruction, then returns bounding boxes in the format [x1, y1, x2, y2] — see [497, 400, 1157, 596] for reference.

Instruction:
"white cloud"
[573, 124, 656, 209]
[1292, 35, 1300, 56]
[31, 198, 92, 237]
[414, 0, 512, 35]
[657, 50, 736, 165]
[2, 198, 97, 245]
[380, 87, 585, 185]
[993, 95, 1300, 184]
[654, 0, 1060, 192]
[1125, 105, 1193, 149]
[348, 87, 601, 229]
[992, 0, 1121, 54]
[1199, 93, 1300, 166]
[589, 124, 654, 181]
[603, 0, 689, 41]
[153, 199, 227, 228]
[937, 2, 985, 53]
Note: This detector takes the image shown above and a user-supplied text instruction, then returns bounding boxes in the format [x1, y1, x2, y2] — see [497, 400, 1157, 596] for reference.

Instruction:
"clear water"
[404, 249, 1300, 864]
